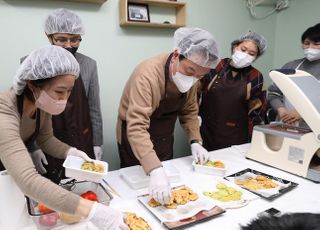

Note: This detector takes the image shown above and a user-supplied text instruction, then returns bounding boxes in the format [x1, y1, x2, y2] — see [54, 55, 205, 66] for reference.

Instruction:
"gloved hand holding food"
[149, 167, 172, 205]
[191, 143, 209, 165]
[30, 149, 48, 174]
[87, 202, 129, 230]
[67, 147, 93, 162]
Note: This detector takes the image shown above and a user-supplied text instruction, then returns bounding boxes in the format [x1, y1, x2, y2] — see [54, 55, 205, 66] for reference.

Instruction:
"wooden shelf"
[119, 0, 186, 28]
[62, 0, 107, 3]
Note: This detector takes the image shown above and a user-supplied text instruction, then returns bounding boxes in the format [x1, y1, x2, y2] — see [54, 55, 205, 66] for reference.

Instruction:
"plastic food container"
[26, 180, 113, 229]
[192, 159, 227, 176]
[63, 155, 108, 183]
[120, 162, 181, 189]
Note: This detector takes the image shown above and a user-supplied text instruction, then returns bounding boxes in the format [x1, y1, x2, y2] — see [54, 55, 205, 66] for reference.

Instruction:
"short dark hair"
[301, 23, 320, 43]
[23, 78, 52, 102]
[241, 213, 320, 230]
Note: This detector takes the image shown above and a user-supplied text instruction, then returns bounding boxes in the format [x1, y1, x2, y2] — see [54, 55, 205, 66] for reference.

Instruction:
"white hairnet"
[44, 8, 85, 35]
[173, 27, 219, 68]
[13, 45, 80, 95]
[231, 31, 267, 57]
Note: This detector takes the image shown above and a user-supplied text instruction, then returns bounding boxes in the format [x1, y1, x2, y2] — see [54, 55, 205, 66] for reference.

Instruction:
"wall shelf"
[119, 0, 186, 28]
[62, 0, 107, 4]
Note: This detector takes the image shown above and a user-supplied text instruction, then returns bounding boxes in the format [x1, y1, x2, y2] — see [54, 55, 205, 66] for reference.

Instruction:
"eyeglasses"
[52, 36, 82, 45]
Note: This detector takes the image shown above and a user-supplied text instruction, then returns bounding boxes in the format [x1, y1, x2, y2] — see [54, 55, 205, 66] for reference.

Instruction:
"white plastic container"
[120, 162, 181, 189]
[63, 155, 108, 183]
[192, 159, 227, 177]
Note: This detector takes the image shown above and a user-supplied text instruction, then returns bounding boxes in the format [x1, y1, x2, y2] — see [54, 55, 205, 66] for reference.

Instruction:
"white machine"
[247, 69, 320, 182]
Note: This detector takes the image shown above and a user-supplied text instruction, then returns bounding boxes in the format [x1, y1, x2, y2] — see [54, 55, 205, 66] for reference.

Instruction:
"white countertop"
[1, 144, 320, 230]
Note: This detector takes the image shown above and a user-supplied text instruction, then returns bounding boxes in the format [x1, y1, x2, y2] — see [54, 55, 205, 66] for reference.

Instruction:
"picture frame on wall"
[127, 3, 150, 22]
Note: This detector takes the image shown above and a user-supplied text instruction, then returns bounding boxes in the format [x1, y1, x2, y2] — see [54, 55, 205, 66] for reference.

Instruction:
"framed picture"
[127, 3, 150, 22]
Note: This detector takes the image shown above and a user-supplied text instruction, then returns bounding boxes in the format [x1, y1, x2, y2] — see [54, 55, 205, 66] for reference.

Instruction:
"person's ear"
[171, 49, 180, 62]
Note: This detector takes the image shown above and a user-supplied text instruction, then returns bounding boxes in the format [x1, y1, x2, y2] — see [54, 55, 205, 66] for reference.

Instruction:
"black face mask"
[65, 47, 78, 55]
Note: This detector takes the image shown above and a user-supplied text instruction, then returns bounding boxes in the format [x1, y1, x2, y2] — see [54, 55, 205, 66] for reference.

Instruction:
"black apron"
[199, 62, 249, 151]
[118, 54, 187, 167]
[0, 95, 41, 171]
[43, 76, 94, 183]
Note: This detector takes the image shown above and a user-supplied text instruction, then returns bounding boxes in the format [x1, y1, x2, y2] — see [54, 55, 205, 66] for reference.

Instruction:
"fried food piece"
[235, 175, 279, 191]
[148, 187, 198, 209]
[80, 162, 104, 173]
[124, 212, 151, 230]
[201, 160, 225, 168]
[148, 198, 161, 207]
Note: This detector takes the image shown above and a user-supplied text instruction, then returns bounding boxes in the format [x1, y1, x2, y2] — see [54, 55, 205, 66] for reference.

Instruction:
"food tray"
[63, 155, 108, 183]
[26, 180, 112, 229]
[192, 158, 227, 176]
[137, 185, 225, 229]
[224, 168, 298, 200]
[120, 162, 181, 189]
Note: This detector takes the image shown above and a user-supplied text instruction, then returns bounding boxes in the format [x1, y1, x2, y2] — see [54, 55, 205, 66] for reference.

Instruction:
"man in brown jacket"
[117, 27, 220, 204]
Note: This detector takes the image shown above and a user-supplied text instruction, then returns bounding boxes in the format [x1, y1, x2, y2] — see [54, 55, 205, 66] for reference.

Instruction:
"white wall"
[0, 0, 285, 170]
[274, 0, 320, 68]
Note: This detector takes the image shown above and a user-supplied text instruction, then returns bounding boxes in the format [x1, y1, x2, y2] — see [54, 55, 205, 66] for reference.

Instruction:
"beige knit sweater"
[117, 53, 201, 174]
[0, 88, 80, 214]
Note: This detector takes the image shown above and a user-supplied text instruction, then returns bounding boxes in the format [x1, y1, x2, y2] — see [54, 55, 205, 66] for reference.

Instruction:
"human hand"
[93, 146, 103, 160]
[30, 149, 48, 174]
[282, 110, 301, 125]
[87, 202, 128, 230]
[191, 143, 209, 165]
[277, 107, 289, 121]
[149, 167, 171, 205]
[67, 148, 93, 162]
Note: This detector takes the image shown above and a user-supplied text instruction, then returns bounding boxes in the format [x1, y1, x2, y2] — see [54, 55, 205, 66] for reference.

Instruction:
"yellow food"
[199, 160, 225, 168]
[81, 162, 104, 173]
[148, 186, 198, 209]
[203, 183, 242, 202]
[59, 212, 81, 224]
[124, 212, 151, 230]
[235, 175, 278, 191]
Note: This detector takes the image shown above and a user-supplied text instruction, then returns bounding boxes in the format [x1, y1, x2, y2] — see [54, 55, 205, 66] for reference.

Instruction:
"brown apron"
[199, 63, 249, 151]
[118, 55, 187, 168]
[0, 95, 41, 171]
[43, 76, 94, 183]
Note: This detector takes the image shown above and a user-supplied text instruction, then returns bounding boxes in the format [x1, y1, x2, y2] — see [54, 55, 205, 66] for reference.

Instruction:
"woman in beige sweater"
[0, 45, 127, 229]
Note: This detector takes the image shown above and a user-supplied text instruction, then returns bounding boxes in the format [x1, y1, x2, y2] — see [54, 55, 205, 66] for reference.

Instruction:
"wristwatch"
[190, 139, 203, 145]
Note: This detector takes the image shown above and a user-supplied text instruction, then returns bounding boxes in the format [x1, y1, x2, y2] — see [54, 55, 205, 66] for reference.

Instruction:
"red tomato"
[37, 202, 53, 213]
[80, 191, 98, 201]
[38, 213, 58, 227]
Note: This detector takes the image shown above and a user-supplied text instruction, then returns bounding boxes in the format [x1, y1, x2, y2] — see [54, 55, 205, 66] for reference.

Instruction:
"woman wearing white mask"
[117, 27, 219, 205]
[0, 45, 128, 230]
[198, 31, 267, 151]
[268, 23, 320, 127]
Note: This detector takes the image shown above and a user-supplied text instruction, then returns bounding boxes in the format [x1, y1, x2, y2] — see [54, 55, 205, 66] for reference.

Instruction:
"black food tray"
[224, 168, 298, 200]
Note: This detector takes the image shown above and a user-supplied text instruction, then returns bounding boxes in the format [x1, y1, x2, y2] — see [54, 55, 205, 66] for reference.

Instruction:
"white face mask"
[231, 50, 255, 68]
[304, 48, 320, 61]
[172, 60, 198, 93]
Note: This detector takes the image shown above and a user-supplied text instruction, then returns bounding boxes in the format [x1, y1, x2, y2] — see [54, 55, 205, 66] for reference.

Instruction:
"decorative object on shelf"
[119, 0, 186, 29]
[128, 3, 150, 22]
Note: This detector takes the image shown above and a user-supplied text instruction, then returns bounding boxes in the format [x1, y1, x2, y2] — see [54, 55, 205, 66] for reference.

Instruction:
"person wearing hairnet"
[116, 27, 219, 205]
[0, 45, 127, 230]
[268, 23, 320, 127]
[26, 9, 103, 178]
[198, 31, 267, 151]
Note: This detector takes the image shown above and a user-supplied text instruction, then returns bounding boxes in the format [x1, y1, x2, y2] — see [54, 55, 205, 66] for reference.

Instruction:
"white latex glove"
[30, 149, 48, 174]
[149, 167, 171, 205]
[93, 146, 103, 160]
[67, 148, 93, 162]
[87, 202, 129, 230]
[197, 116, 202, 127]
[191, 143, 209, 165]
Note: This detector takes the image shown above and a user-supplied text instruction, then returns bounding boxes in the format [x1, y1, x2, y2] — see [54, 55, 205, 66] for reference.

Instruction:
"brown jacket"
[117, 53, 201, 173]
[0, 88, 80, 214]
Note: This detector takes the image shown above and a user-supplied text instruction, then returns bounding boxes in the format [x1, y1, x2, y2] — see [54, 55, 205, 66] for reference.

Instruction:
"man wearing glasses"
[28, 9, 103, 179]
